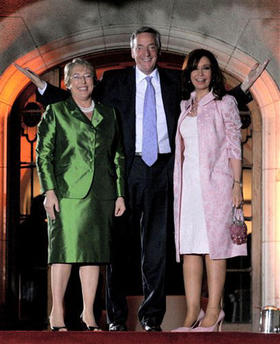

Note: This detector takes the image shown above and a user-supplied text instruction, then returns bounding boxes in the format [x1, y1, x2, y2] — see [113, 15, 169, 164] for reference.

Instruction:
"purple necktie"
[142, 76, 158, 166]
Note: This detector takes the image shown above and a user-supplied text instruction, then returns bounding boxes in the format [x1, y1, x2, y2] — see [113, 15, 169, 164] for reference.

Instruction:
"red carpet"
[0, 331, 279, 344]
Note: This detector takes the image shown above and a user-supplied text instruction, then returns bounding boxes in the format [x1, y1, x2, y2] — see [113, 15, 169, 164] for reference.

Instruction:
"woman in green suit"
[36, 58, 125, 331]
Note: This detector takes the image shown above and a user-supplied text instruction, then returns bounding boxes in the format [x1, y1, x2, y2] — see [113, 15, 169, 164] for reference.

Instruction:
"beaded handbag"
[230, 206, 247, 245]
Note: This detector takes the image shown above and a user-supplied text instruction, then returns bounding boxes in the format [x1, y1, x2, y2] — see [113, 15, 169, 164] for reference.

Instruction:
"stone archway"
[0, 29, 279, 329]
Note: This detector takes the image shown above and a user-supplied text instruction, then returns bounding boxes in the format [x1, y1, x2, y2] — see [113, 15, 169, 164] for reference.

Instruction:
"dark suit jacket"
[98, 67, 182, 175]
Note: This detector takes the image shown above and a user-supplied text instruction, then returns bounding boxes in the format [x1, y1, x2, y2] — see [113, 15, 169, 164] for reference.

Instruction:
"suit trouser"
[106, 154, 173, 326]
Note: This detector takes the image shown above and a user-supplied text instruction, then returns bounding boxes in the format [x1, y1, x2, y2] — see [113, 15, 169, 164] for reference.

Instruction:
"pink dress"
[173, 91, 247, 261]
[179, 115, 209, 254]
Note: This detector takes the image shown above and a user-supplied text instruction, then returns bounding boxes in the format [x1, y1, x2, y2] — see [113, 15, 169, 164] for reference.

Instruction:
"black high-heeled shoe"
[80, 315, 101, 331]
[50, 325, 68, 332]
[49, 316, 68, 331]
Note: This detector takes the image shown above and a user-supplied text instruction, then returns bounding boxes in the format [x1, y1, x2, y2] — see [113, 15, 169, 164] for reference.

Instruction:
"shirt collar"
[190, 89, 216, 106]
[135, 66, 159, 84]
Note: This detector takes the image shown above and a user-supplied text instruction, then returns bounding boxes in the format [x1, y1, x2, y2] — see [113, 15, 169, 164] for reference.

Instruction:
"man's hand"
[14, 63, 46, 90]
[241, 59, 270, 93]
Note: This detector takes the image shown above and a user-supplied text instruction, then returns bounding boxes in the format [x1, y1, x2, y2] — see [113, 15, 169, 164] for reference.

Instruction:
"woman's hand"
[44, 190, 60, 220]
[240, 59, 269, 92]
[114, 197, 126, 217]
[232, 183, 243, 208]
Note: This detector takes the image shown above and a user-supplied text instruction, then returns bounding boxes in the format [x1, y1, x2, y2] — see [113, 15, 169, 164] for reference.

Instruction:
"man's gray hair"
[130, 26, 161, 52]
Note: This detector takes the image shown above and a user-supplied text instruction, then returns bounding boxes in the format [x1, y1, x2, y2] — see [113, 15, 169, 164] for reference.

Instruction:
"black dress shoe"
[109, 322, 127, 331]
[141, 321, 162, 332]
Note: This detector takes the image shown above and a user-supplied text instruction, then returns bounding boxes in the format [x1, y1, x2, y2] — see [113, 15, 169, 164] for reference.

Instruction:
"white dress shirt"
[38, 81, 48, 94]
[135, 67, 171, 154]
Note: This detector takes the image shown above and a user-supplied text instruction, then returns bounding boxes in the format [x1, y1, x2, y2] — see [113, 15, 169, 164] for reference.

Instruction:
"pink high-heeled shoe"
[191, 309, 225, 332]
[171, 309, 205, 332]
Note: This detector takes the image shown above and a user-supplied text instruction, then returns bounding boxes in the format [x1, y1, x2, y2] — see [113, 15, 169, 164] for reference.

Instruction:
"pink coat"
[174, 91, 247, 261]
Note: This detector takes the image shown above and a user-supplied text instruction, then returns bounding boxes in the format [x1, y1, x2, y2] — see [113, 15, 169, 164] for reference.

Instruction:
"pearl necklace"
[78, 100, 94, 113]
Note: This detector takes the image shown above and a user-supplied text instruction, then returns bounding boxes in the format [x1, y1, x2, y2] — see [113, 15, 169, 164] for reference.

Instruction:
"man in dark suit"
[15, 26, 268, 331]
[99, 28, 182, 332]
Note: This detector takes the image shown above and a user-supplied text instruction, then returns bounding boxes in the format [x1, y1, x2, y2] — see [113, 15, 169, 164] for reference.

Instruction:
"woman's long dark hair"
[182, 49, 226, 100]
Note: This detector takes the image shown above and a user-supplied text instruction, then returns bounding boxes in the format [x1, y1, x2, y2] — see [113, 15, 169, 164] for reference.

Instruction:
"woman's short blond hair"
[64, 58, 96, 88]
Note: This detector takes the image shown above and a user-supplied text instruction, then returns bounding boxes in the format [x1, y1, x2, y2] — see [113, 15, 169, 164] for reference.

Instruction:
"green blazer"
[36, 97, 125, 200]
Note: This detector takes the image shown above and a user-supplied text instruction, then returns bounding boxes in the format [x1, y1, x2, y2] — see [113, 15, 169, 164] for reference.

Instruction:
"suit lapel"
[66, 97, 91, 125]
[158, 68, 176, 142]
[92, 103, 104, 128]
[66, 97, 104, 128]
[121, 68, 136, 151]
[127, 68, 136, 145]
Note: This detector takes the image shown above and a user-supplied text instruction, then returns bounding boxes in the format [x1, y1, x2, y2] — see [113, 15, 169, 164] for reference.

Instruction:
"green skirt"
[47, 185, 115, 264]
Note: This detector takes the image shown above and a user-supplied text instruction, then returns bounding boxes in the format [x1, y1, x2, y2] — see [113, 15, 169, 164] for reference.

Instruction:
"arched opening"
[0, 32, 279, 330]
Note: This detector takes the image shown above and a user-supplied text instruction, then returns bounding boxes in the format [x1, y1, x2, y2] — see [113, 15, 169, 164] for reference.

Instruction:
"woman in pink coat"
[172, 49, 247, 332]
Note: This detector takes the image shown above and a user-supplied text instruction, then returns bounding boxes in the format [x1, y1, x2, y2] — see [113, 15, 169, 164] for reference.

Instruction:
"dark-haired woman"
[172, 49, 247, 332]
